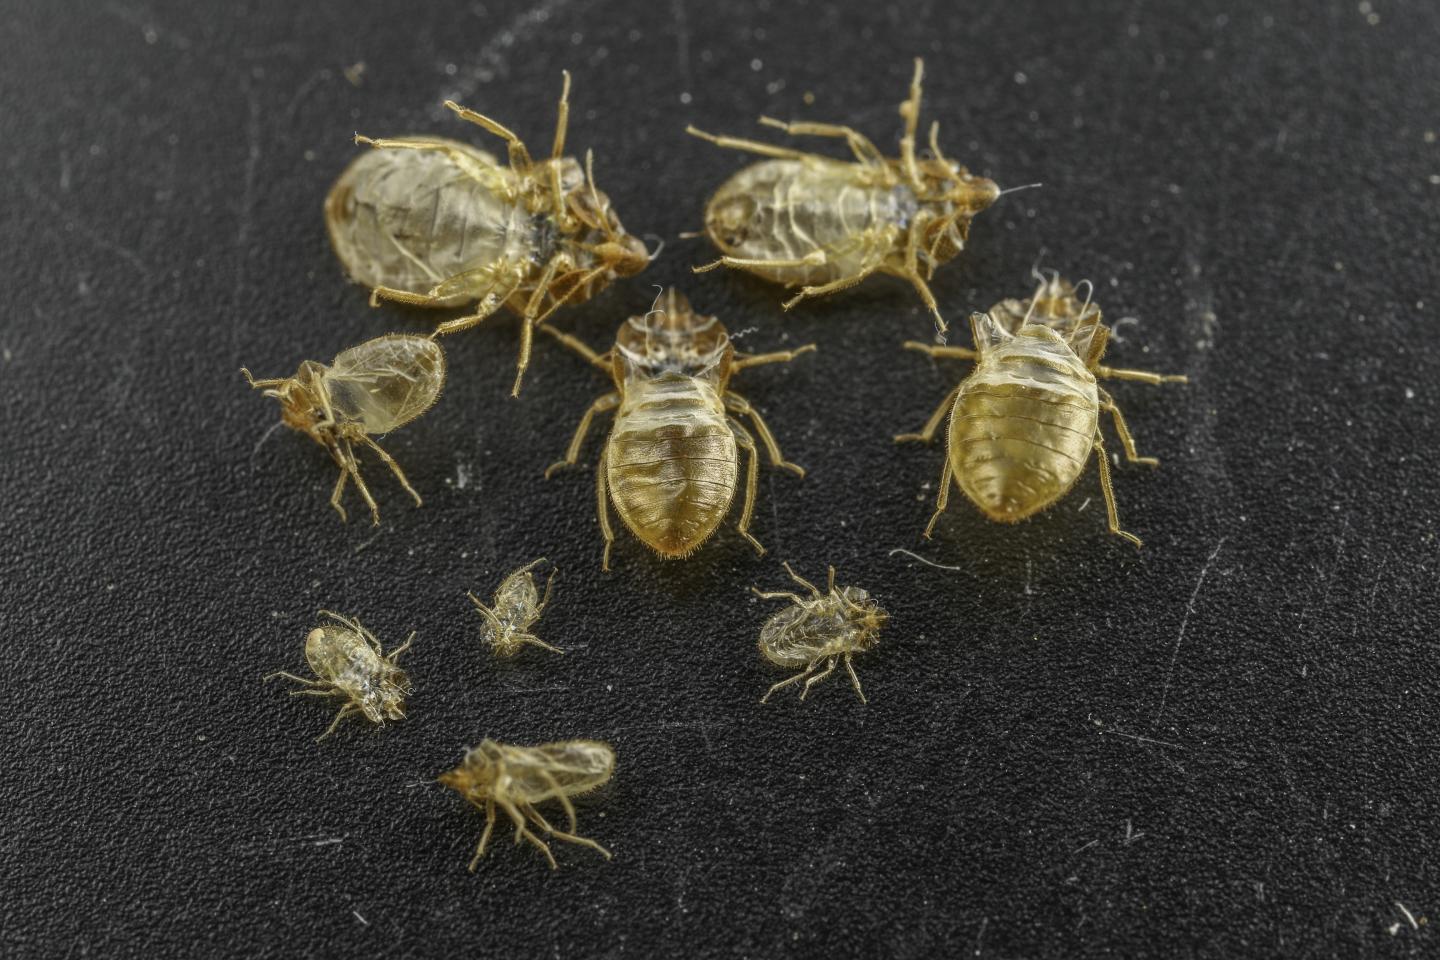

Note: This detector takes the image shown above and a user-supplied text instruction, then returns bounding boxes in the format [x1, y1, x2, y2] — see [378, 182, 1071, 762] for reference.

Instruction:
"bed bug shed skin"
[439, 739, 615, 870]
[328, 71, 650, 395]
[687, 58, 1003, 334]
[266, 611, 415, 741]
[541, 288, 815, 570]
[242, 334, 446, 525]
[754, 563, 887, 704]
[469, 558, 563, 657]
[896, 273, 1188, 546]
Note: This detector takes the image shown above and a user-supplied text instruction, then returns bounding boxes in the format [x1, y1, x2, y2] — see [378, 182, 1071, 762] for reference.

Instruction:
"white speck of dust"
[1405, 388, 1415, 399]
[680, 91, 692, 104]
[1014, 71, 1027, 84]
[455, 463, 470, 489]
[750, 58, 762, 71]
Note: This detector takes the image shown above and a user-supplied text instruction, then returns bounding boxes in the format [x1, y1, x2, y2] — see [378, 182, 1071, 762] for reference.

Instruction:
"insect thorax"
[615, 290, 731, 380]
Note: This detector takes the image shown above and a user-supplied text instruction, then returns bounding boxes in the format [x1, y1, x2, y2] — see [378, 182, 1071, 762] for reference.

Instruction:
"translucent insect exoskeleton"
[753, 562, 887, 704]
[242, 334, 445, 525]
[439, 738, 615, 870]
[265, 611, 414, 741]
[468, 558, 562, 657]
[327, 71, 649, 395]
[687, 58, 1005, 333]
[542, 288, 815, 570]
[896, 274, 1189, 546]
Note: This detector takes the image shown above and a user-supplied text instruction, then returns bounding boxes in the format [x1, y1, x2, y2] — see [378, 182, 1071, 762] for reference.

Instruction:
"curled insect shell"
[753, 563, 887, 704]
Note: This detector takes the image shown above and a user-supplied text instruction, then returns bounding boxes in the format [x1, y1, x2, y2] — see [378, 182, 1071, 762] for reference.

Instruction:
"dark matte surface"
[3, 0, 1438, 956]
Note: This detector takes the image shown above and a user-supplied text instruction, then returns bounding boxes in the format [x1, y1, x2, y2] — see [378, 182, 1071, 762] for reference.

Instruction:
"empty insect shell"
[897, 272, 1188, 546]
[265, 611, 414, 740]
[688, 58, 1004, 333]
[468, 558, 563, 656]
[329, 71, 649, 395]
[242, 334, 445, 525]
[439, 739, 615, 870]
[542, 288, 815, 569]
[753, 562, 886, 704]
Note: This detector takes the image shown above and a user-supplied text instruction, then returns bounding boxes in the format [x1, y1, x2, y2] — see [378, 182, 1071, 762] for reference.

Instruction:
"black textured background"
[3, 1, 1438, 957]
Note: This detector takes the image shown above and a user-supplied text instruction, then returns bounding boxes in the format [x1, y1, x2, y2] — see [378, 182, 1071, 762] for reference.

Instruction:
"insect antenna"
[995, 181, 1044, 198]
[584, 149, 615, 241]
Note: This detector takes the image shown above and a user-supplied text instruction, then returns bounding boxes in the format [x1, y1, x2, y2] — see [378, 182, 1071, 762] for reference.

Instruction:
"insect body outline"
[242, 334, 446, 525]
[266, 611, 415, 741]
[327, 71, 649, 395]
[543, 288, 815, 570]
[754, 562, 887, 704]
[897, 273, 1188, 545]
[469, 558, 563, 657]
[688, 58, 1003, 333]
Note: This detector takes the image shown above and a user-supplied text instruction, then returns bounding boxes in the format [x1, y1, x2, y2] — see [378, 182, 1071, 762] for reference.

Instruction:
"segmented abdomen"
[605, 376, 737, 557]
[947, 343, 1099, 522]
[325, 139, 530, 304]
[704, 159, 915, 284]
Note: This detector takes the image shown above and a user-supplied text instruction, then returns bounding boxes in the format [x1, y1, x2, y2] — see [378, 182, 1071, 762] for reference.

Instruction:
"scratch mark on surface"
[441, 0, 574, 107]
[1154, 537, 1226, 724]
[103, 2, 194, 50]
[1103, 728, 1186, 750]
[973, 917, 988, 956]
[249, 419, 285, 465]
[23, 177, 150, 275]
[672, 0, 692, 91]
[353, 910, 369, 926]
[232, 84, 262, 325]
[1395, 901, 1419, 930]
[1072, 838, 1100, 855]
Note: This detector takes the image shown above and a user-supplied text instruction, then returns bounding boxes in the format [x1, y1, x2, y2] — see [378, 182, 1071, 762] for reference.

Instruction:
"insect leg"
[596, 456, 617, 571]
[1092, 434, 1143, 548]
[504, 801, 558, 869]
[843, 653, 869, 704]
[469, 800, 498, 871]
[386, 631, 416, 663]
[339, 438, 381, 526]
[760, 662, 820, 703]
[290, 688, 344, 698]
[894, 382, 963, 444]
[524, 803, 613, 860]
[898, 221, 947, 332]
[355, 435, 422, 508]
[316, 703, 358, 742]
[517, 634, 566, 655]
[510, 254, 574, 396]
[1099, 389, 1159, 467]
[1095, 364, 1190, 385]
[756, 116, 888, 167]
[781, 561, 823, 599]
[546, 393, 620, 479]
[685, 125, 813, 161]
[327, 466, 351, 524]
[731, 343, 818, 371]
[902, 341, 978, 361]
[693, 250, 827, 276]
[351, 135, 495, 184]
[535, 564, 557, 616]
[897, 58, 925, 190]
[922, 456, 955, 540]
[239, 368, 289, 390]
[264, 670, 324, 685]
[781, 264, 879, 311]
[537, 323, 610, 371]
[751, 587, 808, 606]
[724, 393, 804, 476]
[444, 101, 534, 174]
[729, 421, 767, 557]
[800, 657, 839, 700]
[827, 566, 837, 594]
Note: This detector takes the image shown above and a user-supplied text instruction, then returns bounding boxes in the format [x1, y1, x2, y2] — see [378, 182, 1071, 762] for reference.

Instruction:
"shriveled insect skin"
[753, 564, 887, 703]
[689, 59, 1001, 330]
[468, 559, 563, 656]
[898, 275, 1188, 546]
[440, 739, 615, 870]
[266, 612, 414, 740]
[242, 335, 445, 524]
[334, 72, 651, 395]
[325, 139, 535, 308]
[948, 320, 1100, 523]
[543, 288, 814, 569]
